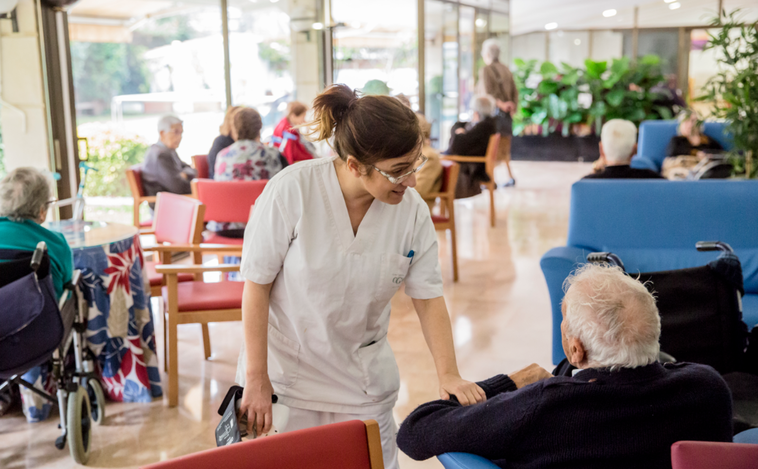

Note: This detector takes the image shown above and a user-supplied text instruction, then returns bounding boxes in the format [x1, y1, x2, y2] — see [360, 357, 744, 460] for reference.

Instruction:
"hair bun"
[306, 84, 358, 142]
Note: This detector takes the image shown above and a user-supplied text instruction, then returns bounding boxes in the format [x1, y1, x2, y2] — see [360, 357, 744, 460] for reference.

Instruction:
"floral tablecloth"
[20, 235, 161, 421]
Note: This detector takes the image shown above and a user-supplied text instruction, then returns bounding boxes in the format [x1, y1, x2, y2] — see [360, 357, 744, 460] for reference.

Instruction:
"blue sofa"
[540, 180, 758, 364]
[630, 120, 733, 173]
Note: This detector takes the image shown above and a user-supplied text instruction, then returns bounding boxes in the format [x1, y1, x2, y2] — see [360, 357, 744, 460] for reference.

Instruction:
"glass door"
[458, 5, 475, 121]
[424, 0, 444, 147]
[441, 2, 459, 150]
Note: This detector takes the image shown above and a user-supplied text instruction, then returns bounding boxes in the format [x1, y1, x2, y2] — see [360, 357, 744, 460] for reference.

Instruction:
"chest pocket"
[373, 253, 412, 303]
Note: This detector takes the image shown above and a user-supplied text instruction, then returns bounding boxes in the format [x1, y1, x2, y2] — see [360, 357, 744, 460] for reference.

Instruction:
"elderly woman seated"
[666, 110, 724, 158]
[0, 167, 73, 421]
[0, 167, 72, 298]
[445, 95, 498, 198]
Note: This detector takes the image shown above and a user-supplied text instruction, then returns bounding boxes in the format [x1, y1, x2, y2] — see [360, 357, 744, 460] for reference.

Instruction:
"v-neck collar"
[321, 158, 382, 253]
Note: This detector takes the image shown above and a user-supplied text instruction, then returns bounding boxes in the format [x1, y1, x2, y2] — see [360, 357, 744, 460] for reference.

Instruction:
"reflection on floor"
[0, 161, 592, 469]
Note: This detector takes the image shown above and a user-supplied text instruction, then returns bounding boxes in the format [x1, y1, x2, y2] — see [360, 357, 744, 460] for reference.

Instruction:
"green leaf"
[540, 61, 559, 78]
[537, 80, 560, 95]
[639, 54, 661, 66]
[531, 110, 548, 125]
[606, 89, 626, 107]
[565, 112, 584, 124]
[514, 58, 526, 68]
[654, 106, 673, 120]
[584, 59, 607, 79]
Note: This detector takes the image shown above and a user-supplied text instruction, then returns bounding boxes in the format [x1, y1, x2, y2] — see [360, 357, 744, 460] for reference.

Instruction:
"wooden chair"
[126, 165, 156, 231]
[140, 419, 384, 469]
[191, 179, 268, 248]
[192, 154, 210, 179]
[153, 245, 243, 407]
[443, 133, 501, 228]
[428, 160, 461, 282]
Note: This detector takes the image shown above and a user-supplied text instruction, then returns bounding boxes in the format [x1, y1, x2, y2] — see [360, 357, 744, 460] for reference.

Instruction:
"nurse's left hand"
[439, 374, 486, 406]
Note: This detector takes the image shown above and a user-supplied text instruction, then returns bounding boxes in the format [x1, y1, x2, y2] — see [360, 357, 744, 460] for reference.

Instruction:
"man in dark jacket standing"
[397, 263, 732, 469]
[142, 115, 197, 197]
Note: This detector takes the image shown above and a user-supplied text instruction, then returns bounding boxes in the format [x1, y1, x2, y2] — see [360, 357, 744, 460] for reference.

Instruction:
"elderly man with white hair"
[141, 115, 197, 197]
[397, 263, 732, 469]
[584, 119, 664, 179]
[445, 95, 498, 198]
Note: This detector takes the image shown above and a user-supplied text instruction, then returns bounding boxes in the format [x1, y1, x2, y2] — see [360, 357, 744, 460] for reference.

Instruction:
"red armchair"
[671, 441, 758, 469]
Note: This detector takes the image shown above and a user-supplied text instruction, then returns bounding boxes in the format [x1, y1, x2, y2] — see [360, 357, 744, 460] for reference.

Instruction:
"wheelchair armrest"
[64, 270, 82, 291]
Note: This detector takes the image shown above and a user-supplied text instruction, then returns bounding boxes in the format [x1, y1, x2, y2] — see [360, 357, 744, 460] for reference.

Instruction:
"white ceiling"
[510, 0, 758, 35]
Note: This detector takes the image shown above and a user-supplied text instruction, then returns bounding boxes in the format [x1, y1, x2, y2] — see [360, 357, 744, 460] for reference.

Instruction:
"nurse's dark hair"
[306, 84, 421, 165]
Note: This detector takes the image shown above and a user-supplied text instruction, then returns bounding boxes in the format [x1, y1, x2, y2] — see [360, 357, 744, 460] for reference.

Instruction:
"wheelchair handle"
[586, 252, 626, 272]
[31, 241, 47, 272]
[696, 241, 734, 254]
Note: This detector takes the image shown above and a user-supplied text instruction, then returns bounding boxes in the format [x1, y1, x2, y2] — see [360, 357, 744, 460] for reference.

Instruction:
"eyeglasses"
[45, 198, 58, 207]
[371, 155, 428, 185]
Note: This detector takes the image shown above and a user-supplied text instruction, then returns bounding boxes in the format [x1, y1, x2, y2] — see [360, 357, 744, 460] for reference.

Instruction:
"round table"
[46, 220, 162, 403]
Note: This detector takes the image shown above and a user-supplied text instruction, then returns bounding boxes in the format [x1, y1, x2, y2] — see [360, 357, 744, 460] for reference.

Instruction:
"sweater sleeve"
[397, 375, 527, 462]
[154, 152, 192, 194]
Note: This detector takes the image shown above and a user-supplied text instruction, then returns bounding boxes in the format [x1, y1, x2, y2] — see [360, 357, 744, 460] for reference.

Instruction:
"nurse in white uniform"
[236, 85, 485, 468]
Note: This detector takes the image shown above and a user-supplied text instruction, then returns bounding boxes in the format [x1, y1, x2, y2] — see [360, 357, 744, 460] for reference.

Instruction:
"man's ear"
[598, 142, 607, 164]
[631, 143, 638, 157]
[567, 337, 586, 366]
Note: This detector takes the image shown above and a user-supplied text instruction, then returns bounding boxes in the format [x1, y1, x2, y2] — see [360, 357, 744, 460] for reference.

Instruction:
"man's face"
[161, 123, 184, 149]
[561, 300, 570, 360]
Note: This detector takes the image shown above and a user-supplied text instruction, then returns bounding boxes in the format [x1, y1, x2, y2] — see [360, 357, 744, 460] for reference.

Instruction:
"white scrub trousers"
[282, 407, 399, 469]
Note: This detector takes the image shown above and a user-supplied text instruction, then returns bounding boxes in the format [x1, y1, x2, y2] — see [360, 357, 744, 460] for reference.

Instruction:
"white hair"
[0, 167, 53, 221]
[482, 38, 501, 62]
[562, 263, 661, 370]
[600, 119, 637, 164]
[157, 115, 183, 133]
[470, 95, 496, 118]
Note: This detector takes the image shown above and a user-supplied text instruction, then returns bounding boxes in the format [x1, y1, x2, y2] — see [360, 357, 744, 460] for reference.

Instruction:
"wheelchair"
[0, 241, 105, 464]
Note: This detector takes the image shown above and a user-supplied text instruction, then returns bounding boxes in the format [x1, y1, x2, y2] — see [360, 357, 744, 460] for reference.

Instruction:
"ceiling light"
[475, 18, 487, 28]
[669, 2, 681, 9]
[270, 0, 279, 3]
[574, 38, 581, 45]
[603, 9, 617, 17]
[664, 0, 677, 3]
[312, 22, 324, 30]
[545, 22, 558, 30]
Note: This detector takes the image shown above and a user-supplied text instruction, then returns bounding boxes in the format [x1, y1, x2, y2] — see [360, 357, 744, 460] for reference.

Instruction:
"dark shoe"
[499, 179, 516, 189]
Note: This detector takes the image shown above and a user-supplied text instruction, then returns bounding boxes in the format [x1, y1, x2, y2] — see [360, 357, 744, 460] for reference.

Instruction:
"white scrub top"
[236, 157, 443, 414]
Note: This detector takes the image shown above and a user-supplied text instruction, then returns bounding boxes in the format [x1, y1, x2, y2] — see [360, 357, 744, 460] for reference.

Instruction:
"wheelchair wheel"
[67, 385, 92, 465]
[86, 378, 106, 425]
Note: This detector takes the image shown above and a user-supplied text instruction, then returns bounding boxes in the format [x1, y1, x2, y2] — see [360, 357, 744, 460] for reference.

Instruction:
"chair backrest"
[126, 165, 147, 198]
[192, 155, 210, 179]
[153, 192, 205, 245]
[484, 134, 501, 178]
[191, 179, 268, 223]
[671, 441, 758, 469]
[139, 420, 383, 469]
[636, 120, 734, 171]
[439, 160, 460, 197]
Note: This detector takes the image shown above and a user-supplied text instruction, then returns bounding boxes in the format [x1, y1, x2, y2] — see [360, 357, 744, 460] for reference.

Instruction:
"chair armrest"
[140, 196, 157, 204]
[442, 155, 487, 163]
[143, 243, 243, 254]
[139, 229, 156, 235]
[540, 246, 593, 364]
[438, 453, 501, 468]
[154, 264, 241, 275]
[630, 155, 660, 172]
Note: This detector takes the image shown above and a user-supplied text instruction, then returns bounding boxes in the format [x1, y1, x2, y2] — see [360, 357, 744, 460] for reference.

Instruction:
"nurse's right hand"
[240, 374, 274, 436]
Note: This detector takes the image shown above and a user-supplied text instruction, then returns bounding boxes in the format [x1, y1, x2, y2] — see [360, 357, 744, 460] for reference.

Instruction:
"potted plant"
[699, 10, 758, 178]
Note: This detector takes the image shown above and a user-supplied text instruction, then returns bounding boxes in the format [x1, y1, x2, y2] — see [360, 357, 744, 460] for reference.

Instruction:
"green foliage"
[362, 79, 391, 96]
[698, 10, 758, 178]
[81, 132, 149, 197]
[70, 42, 151, 114]
[258, 41, 290, 76]
[513, 54, 670, 137]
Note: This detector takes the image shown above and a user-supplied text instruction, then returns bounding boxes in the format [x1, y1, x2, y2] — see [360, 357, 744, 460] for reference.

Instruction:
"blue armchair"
[438, 452, 501, 468]
[540, 180, 758, 364]
[630, 120, 733, 173]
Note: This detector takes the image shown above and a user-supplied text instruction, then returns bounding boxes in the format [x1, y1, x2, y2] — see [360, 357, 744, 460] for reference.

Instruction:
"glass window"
[549, 31, 589, 69]
[458, 5, 475, 120]
[227, 1, 293, 141]
[441, 2, 460, 149]
[489, 12, 509, 65]
[331, 0, 418, 107]
[0, 111, 4, 179]
[425, 0, 445, 147]
[622, 29, 679, 75]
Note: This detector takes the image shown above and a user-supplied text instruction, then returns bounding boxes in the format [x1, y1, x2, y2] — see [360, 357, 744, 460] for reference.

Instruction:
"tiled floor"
[0, 161, 592, 469]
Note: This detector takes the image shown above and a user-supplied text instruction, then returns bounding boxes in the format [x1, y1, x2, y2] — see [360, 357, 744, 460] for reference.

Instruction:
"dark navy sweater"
[397, 362, 732, 469]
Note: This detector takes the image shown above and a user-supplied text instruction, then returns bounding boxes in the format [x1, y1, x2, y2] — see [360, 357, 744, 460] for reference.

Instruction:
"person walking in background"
[208, 106, 242, 179]
[141, 115, 196, 196]
[273, 101, 318, 164]
[477, 38, 517, 187]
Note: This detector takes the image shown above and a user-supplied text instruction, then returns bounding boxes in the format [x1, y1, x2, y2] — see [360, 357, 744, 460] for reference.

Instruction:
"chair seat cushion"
[432, 215, 450, 224]
[203, 232, 244, 245]
[145, 261, 195, 286]
[162, 281, 243, 312]
[139, 219, 153, 228]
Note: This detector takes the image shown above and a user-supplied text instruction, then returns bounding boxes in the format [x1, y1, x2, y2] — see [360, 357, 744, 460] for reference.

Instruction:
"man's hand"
[455, 127, 467, 135]
[180, 172, 190, 180]
[497, 100, 516, 114]
[240, 373, 275, 436]
[439, 373, 486, 406]
[510, 364, 553, 389]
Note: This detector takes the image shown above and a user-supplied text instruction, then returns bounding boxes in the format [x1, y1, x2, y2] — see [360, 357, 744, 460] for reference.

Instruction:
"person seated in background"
[397, 263, 733, 469]
[273, 101, 318, 164]
[142, 115, 197, 196]
[212, 107, 287, 237]
[0, 167, 74, 421]
[414, 113, 443, 211]
[208, 106, 241, 179]
[666, 110, 724, 158]
[446, 95, 498, 198]
[584, 119, 664, 179]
